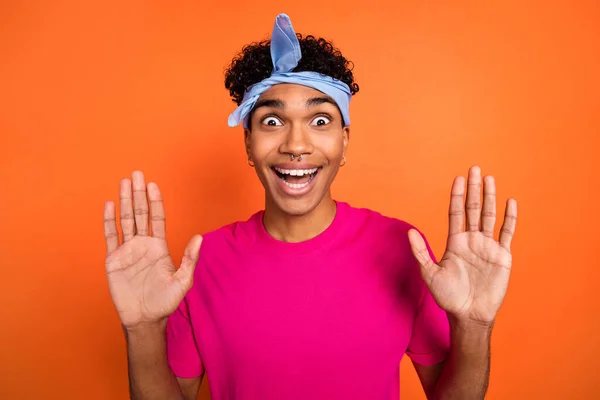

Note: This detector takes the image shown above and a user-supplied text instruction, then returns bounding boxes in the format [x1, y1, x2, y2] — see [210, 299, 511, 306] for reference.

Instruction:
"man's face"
[245, 84, 349, 216]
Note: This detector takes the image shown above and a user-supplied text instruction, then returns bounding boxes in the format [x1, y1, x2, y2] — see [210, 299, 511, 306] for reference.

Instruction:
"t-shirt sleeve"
[166, 295, 204, 378]
[405, 231, 450, 366]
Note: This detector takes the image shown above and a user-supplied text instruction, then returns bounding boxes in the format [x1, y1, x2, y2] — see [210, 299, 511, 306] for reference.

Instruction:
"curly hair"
[224, 34, 359, 107]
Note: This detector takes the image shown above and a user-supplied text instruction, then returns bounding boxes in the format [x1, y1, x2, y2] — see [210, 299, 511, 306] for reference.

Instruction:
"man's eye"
[262, 117, 282, 126]
[311, 116, 331, 126]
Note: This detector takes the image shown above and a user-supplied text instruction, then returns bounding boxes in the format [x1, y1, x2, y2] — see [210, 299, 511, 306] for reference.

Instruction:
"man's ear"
[244, 127, 252, 157]
[342, 126, 350, 155]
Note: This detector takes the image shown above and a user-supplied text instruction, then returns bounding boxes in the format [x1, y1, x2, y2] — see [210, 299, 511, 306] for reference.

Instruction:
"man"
[103, 14, 518, 399]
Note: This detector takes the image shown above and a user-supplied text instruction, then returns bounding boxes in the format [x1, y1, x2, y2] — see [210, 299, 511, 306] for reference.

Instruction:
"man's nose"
[280, 123, 313, 156]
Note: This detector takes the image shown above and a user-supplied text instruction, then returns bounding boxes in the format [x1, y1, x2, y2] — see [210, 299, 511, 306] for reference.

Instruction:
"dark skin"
[245, 84, 349, 240]
[104, 83, 517, 400]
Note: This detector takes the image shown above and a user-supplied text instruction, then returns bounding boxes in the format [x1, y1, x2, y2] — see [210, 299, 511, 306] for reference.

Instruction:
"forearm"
[432, 317, 492, 400]
[124, 320, 185, 400]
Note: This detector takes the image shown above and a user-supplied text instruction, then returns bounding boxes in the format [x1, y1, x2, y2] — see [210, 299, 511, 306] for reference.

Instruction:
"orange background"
[1, 1, 599, 399]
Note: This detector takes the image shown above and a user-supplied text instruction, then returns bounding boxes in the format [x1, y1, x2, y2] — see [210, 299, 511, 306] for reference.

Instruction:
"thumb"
[174, 234, 203, 290]
[408, 229, 438, 280]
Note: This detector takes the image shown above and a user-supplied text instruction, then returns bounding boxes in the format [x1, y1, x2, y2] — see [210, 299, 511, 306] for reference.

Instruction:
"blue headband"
[227, 14, 352, 128]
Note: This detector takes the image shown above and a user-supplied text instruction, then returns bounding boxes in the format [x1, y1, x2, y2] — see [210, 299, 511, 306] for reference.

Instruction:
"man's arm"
[413, 318, 492, 400]
[103, 174, 205, 400]
[125, 321, 201, 400]
[407, 167, 518, 400]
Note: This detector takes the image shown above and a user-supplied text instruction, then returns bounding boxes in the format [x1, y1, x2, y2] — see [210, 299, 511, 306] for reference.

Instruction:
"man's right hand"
[103, 171, 203, 329]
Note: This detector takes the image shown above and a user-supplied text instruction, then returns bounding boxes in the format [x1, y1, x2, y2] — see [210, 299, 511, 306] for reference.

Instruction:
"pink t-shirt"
[166, 201, 449, 399]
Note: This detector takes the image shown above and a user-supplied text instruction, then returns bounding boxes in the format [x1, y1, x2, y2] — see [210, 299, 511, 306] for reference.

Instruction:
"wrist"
[123, 319, 168, 336]
[448, 315, 494, 345]
[448, 314, 494, 332]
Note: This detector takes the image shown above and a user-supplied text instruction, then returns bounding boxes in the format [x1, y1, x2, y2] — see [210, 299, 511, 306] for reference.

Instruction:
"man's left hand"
[408, 165, 518, 326]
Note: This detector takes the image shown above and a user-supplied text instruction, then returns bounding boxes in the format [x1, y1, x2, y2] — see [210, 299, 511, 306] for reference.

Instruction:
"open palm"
[409, 166, 518, 324]
[103, 171, 202, 328]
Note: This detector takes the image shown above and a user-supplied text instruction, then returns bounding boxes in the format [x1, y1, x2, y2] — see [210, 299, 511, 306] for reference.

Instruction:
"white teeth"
[274, 167, 318, 176]
[283, 180, 310, 189]
[275, 167, 318, 189]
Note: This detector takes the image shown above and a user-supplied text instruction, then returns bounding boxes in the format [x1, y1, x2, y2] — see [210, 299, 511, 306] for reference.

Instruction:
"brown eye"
[262, 117, 282, 126]
[311, 116, 331, 126]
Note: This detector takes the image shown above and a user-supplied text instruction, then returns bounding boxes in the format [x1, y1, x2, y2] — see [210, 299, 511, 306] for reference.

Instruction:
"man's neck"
[262, 194, 337, 243]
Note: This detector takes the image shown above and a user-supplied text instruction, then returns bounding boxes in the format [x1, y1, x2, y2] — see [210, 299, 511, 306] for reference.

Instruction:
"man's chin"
[274, 197, 317, 217]
[267, 189, 325, 217]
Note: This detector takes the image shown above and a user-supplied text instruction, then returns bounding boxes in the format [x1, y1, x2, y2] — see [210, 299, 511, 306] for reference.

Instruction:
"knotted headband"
[227, 14, 353, 128]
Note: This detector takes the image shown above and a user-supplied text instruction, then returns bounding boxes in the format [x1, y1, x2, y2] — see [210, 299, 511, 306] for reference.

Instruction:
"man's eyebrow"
[253, 98, 285, 110]
[306, 97, 337, 108]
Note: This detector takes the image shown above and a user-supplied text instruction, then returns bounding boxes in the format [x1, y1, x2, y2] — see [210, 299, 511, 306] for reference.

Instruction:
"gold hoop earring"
[340, 155, 347, 167]
[248, 157, 255, 167]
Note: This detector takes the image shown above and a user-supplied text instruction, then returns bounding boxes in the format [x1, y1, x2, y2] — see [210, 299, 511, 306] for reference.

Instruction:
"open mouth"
[273, 167, 320, 189]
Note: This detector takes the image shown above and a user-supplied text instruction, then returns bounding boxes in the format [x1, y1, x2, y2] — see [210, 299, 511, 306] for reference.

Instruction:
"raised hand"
[103, 171, 203, 329]
[408, 166, 517, 325]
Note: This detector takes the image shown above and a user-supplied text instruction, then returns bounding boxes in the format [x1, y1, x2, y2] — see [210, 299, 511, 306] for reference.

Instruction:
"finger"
[466, 165, 483, 232]
[104, 201, 119, 254]
[499, 198, 518, 250]
[408, 229, 439, 281]
[448, 176, 466, 235]
[148, 182, 166, 239]
[174, 234, 203, 290]
[119, 178, 135, 242]
[481, 175, 497, 238]
[132, 171, 149, 236]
